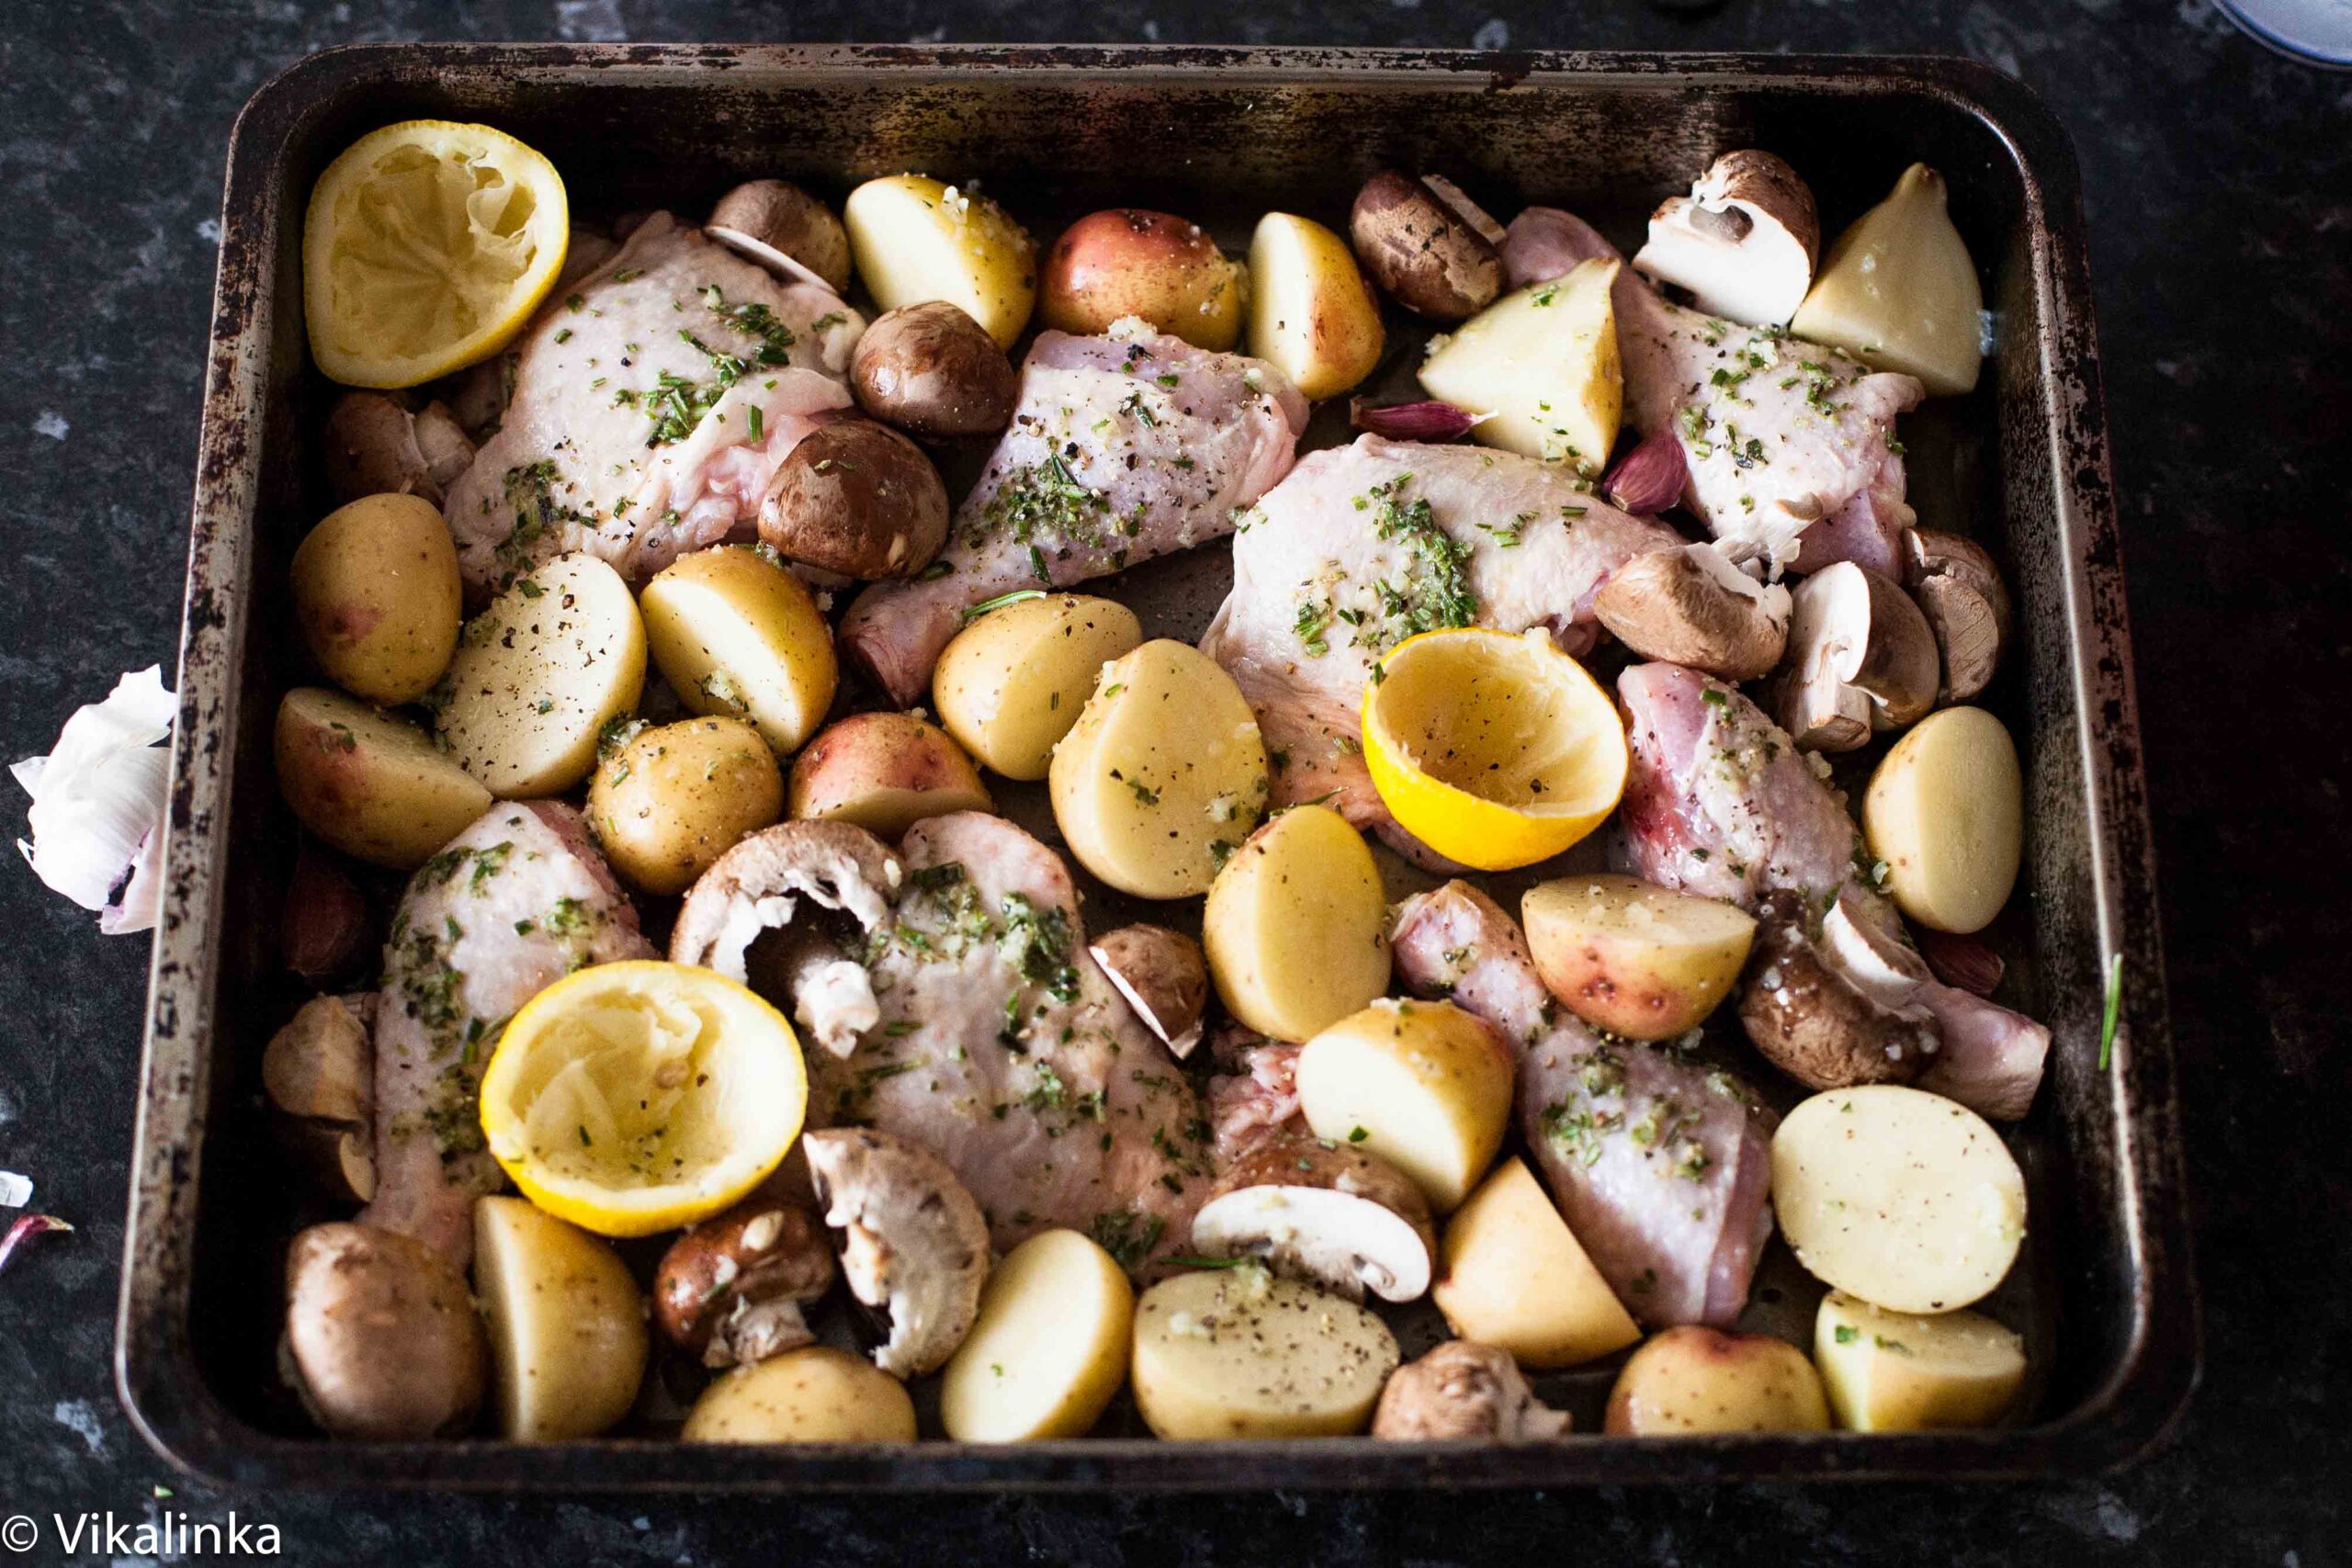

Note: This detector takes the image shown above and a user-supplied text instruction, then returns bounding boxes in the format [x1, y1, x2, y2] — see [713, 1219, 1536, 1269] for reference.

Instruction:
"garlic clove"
[1350, 398, 1478, 443]
[13, 665, 175, 933]
[1602, 428, 1690, 514]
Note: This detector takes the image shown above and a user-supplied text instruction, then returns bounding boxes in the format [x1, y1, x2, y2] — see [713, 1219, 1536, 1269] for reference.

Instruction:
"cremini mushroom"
[759, 418, 951, 581]
[280, 1222, 488, 1438]
[1371, 1340, 1571, 1440]
[1419, 175, 1508, 248]
[654, 1196, 838, 1368]
[802, 1127, 990, 1378]
[1594, 543, 1792, 681]
[1737, 893, 1937, 1091]
[1772, 561, 1941, 750]
[1634, 150, 1820, 328]
[850, 301, 1019, 439]
[262, 994, 377, 1202]
[1902, 528, 2013, 705]
[321, 392, 476, 507]
[1088, 923, 1209, 1059]
[1188, 1132, 1436, 1302]
[707, 178, 854, 295]
[1349, 171, 1504, 322]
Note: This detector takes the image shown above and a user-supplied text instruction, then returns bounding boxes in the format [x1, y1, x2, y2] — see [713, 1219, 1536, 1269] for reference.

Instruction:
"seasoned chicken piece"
[1200, 434, 1681, 830]
[443, 212, 865, 592]
[1615, 661, 2049, 1119]
[1390, 881, 1776, 1328]
[1504, 208, 1924, 578]
[359, 803, 652, 1267]
[842, 326, 1308, 704]
[1201, 1023, 1306, 1166]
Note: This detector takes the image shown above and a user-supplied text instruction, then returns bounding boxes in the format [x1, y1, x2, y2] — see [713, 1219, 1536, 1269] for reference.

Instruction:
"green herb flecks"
[2098, 952, 2124, 1071]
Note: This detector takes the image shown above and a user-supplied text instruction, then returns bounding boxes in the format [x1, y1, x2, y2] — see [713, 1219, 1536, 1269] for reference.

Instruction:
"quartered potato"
[1419, 258, 1623, 475]
[933, 592, 1144, 781]
[683, 1345, 918, 1444]
[1771, 1085, 2027, 1314]
[1131, 1264, 1399, 1439]
[472, 1196, 648, 1440]
[941, 1229, 1136, 1442]
[1203, 804, 1391, 1043]
[275, 686, 491, 869]
[434, 552, 646, 798]
[790, 711, 992, 839]
[1604, 1326, 1831, 1436]
[1294, 999, 1515, 1213]
[844, 175, 1037, 350]
[1862, 705, 2023, 934]
[1048, 639, 1269, 899]
[1791, 163, 1984, 397]
[639, 546, 839, 758]
[290, 492, 462, 704]
[1432, 1157, 1641, 1369]
[1246, 211, 1385, 401]
[1814, 1290, 2026, 1432]
[586, 716, 785, 896]
[1521, 874, 1756, 1040]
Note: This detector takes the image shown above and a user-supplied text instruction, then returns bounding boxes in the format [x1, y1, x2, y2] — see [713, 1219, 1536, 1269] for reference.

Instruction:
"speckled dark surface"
[0, 1, 2345, 1562]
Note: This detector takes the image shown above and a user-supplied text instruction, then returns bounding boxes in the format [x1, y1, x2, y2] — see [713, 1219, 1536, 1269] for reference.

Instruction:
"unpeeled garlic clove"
[1790, 164, 1984, 397]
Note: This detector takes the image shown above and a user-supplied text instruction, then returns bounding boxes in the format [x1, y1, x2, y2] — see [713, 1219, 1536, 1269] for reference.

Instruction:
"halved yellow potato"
[639, 546, 839, 757]
[1521, 874, 1756, 1040]
[844, 175, 1037, 349]
[1202, 804, 1390, 1043]
[1293, 999, 1515, 1213]
[1815, 1289, 2026, 1432]
[789, 711, 992, 839]
[290, 492, 463, 704]
[1432, 1157, 1641, 1368]
[1131, 1265, 1398, 1438]
[1419, 258, 1622, 474]
[1246, 211, 1385, 401]
[1604, 1325, 1830, 1435]
[274, 686, 491, 869]
[1771, 1085, 2027, 1314]
[933, 593, 1143, 781]
[586, 716, 784, 896]
[683, 1345, 918, 1444]
[471, 1195, 648, 1439]
[1862, 705, 2022, 934]
[940, 1229, 1135, 1442]
[1048, 639, 1268, 899]
[434, 551, 645, 797]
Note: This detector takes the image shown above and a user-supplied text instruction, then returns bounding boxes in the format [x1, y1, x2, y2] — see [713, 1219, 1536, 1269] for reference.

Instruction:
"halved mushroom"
[670, 820, 903, 1058]
[262, 994, 377, 1202]
[1737, 893, 1938, 1092]
[1902, 528, 2013, 705]
[654, 1195, 837, 1368]
[322, 392, 477, 507]
[1188, 1132, 1436, 1303]
[281, 1222, 488, 1438]
[1349, 171, 1504, 322]
[1089, 924, 1208, 1059]
[708, 179, 853, 296]
[1633, 150, 1820, 328]
[1594, 544, 1792, 681]
[1419, 175, 1508, 249]
[1371, 1340, 1570, 1441]
[1772, 561, 1941, 751]
[802, 1128, 990, 1378]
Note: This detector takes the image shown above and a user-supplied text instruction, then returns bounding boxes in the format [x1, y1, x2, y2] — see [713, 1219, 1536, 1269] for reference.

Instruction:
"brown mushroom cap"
[1634, 150, 1821, 327]
[1773, 561, 1941, 751]
[263, 994, 377, 1202]
[1738, 894, 1938, 1091]
[1902, 528, 2013, 705]
[1088, 924, 1208, 1059]
[707, 179, 853, 295]
[654, 1196, 837, 1367]
[1371, 1340, 1571, 1440]
[1594, 544, 1792, 681]
[1190, 1132, 1436, 1302]
[1350, 171, 1504, 323]
[281, 1222, 487, 1438]
[759, 419, 950, 581]
[802, 1127, 991, 1378]
[850, 302, 1019, 440]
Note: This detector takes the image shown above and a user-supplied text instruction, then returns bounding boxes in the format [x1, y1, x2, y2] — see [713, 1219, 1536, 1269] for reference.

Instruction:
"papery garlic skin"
[12, 664, 176, 934]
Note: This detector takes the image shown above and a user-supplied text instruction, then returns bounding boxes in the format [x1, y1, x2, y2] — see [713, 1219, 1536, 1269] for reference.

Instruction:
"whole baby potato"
[789, 711, 992, 839]
[683, 1345, 918, 1444]
[587, 716, 786, 896]
[1040, 209, 1249, 350]
[275, 686, 492, 869]
[291, 492, 462, 704]
[760, 419, 951, 581]
[851, 302, 1019, 439]
[1603, 1325, 1831, 1435]
[933, 593, 1144, 781]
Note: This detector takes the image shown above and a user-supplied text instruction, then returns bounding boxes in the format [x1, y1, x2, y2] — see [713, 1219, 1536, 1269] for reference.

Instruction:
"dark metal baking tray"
[118, 42, 2197, 1491]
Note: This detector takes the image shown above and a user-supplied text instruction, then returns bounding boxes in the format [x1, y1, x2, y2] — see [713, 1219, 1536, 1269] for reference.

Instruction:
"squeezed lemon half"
[478, 961, 807, 1236]
[302, 119, 570, 388]
[1361, 626, 1630, 871]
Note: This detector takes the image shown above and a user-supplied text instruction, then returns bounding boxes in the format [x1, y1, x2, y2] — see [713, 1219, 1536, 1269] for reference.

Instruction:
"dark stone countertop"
[1, 1, 2345, 1562]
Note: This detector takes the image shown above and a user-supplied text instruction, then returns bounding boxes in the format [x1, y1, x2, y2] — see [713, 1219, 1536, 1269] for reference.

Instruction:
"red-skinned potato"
[1041, 209, 1249, 351]
[788, 712, 992, 839]
[1604, 1325, 1831, 1435]
[1521, 874, 1757, 1040]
